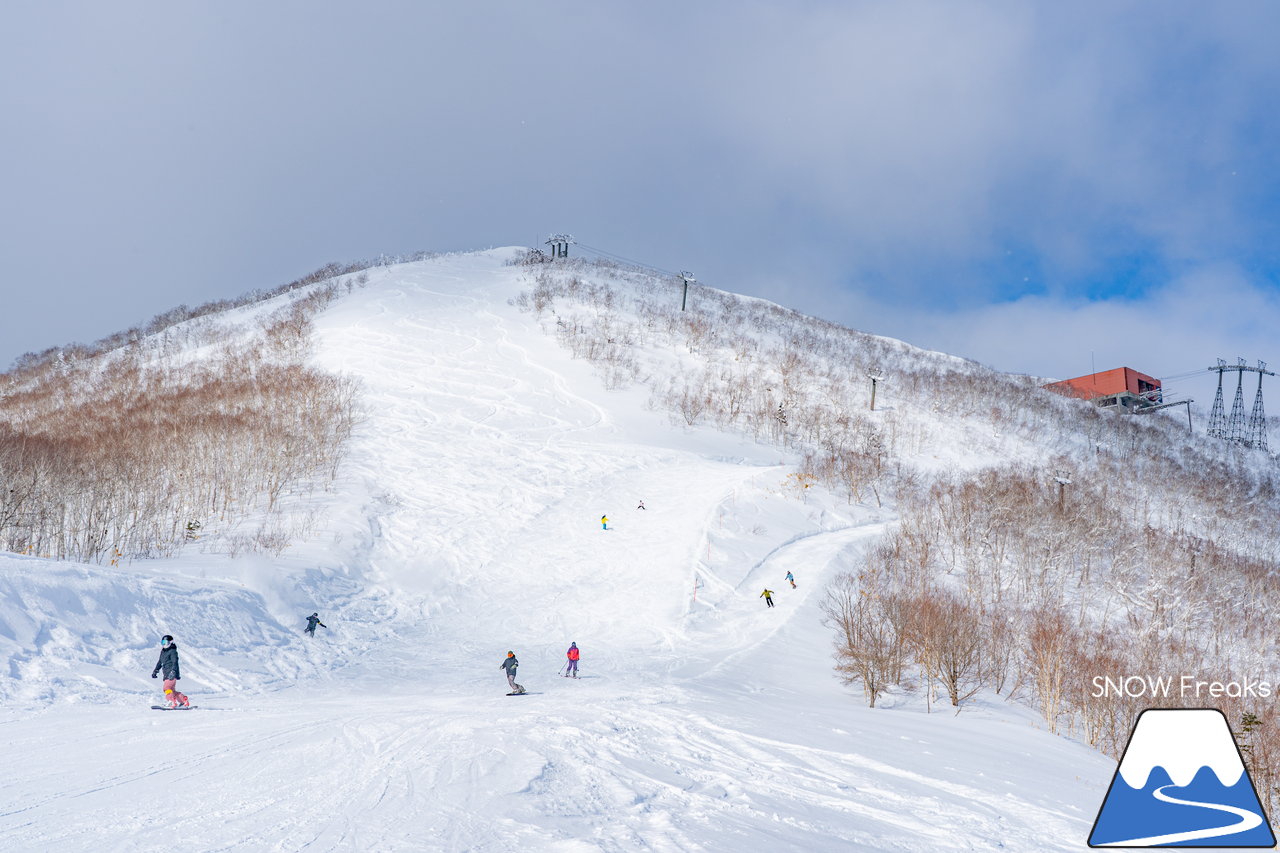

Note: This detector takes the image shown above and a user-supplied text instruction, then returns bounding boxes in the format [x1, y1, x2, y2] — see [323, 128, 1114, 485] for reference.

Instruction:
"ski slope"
[0, 250, 1119, 851]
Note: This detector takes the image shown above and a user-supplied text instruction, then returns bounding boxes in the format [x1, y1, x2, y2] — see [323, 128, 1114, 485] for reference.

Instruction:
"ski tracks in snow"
[312, 267, 622, 595]
[0, 256, 1109, 851]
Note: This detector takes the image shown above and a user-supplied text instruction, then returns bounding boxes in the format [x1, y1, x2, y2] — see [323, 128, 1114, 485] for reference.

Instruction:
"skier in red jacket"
[565, 642, 580, 678]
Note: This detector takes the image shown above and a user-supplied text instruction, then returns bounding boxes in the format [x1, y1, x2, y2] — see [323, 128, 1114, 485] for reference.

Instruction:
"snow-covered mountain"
[0, 249, 1267, 851]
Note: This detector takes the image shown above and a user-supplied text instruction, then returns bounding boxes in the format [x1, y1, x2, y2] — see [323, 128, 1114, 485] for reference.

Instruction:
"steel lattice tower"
[1208, 359, 1228, 439]
[1248, 361, 1269, 450]
[1207, 358, 1274, 449]
[1228, 361, 1248, 444]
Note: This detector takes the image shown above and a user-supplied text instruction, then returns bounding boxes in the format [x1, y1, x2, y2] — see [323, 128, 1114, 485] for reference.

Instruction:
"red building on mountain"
[1044, 367, 1162, 411]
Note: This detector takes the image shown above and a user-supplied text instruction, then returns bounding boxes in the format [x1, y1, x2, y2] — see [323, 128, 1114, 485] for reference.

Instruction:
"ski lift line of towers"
[543, 233, 888, 408]
[539, 237, 1272, 448]
[541, 233, 698, 311]
[1207, 358, 1273, 451]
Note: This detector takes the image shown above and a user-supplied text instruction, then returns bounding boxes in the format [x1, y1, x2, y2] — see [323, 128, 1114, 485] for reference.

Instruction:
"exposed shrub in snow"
[2, 252, 424, 376]
[0, 287, 359, 562]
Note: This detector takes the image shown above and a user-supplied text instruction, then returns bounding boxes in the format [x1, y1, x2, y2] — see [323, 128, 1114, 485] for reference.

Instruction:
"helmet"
[312, 612, 318, 617]
[161, 635, 174, 644]
[507, 651, 514, 657]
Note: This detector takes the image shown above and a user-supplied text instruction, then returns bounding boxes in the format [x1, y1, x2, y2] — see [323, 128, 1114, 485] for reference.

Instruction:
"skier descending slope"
[150, 635, 190, 708]
[501, 651, 526, 695]
[760, 589, 775, 608]
[564, 642, 580, 678]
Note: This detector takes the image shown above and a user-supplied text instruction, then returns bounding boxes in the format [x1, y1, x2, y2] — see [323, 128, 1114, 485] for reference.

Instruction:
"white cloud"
[849, 262, 1280, 416]
[1, 1, 1278, 376]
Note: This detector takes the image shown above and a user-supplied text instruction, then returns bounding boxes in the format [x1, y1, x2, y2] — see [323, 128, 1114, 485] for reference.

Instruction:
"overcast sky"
[4, 1, 1278, 413]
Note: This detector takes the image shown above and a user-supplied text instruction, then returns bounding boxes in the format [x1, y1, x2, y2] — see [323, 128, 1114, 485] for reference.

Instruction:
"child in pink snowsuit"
[151, 635, 190, 708]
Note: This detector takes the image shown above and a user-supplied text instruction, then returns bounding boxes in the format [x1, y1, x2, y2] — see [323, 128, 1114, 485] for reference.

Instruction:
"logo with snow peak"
[1089, 708, 1276, 848]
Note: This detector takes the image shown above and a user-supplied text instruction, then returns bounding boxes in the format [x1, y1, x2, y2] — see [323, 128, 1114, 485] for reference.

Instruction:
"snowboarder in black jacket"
[150, 635, 190, 708]
[304, 613, 327, 636]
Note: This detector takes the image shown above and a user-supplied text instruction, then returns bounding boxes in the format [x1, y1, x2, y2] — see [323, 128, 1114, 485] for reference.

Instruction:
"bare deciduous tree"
[821, 572, 909, 708]
[1026, 607, 1074, 734]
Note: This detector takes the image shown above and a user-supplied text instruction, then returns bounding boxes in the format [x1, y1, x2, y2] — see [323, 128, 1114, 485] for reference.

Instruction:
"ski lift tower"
[1053, 470, 1072, 511]
[679, 271, 696, 311]
[868, 371, 885, 411]
[545, 234, 573, 259]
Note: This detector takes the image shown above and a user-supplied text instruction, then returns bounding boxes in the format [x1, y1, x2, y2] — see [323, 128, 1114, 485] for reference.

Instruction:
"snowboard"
[151, 705, 198, 710]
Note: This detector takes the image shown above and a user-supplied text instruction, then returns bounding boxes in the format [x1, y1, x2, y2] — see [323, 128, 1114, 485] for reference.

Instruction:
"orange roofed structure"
[1044, 367, 1162, 411]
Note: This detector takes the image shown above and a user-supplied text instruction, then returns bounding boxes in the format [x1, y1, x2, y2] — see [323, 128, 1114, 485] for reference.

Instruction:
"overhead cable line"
[573, 241, 679, 278]
[1160, 368, 1211, 382]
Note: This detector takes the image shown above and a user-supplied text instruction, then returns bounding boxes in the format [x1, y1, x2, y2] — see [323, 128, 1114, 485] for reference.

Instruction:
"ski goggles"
[161, 638, 171, 646]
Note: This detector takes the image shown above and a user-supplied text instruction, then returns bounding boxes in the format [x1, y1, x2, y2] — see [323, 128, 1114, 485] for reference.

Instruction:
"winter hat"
[161, 634, 174, 644]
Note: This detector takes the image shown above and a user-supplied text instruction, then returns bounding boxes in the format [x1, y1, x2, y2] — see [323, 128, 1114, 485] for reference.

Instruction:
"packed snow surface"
[0, 251, 1120, 851]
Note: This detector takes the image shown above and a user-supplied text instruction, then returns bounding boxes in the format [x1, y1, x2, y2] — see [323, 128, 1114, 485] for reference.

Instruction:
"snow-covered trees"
[0, 283, 359, 562]
[514, 256, 1280, 814]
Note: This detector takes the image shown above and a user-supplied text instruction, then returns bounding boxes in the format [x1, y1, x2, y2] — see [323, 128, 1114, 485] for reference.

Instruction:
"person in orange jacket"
[564, 642, 581, 678]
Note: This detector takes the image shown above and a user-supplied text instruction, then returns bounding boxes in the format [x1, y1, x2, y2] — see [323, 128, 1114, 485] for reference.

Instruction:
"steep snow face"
[0, 250, 1119, 850]
[307, 250, 787, 649]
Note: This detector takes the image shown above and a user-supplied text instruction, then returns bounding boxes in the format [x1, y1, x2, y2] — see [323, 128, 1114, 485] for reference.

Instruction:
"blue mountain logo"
[1089, 708, 1276, 847]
